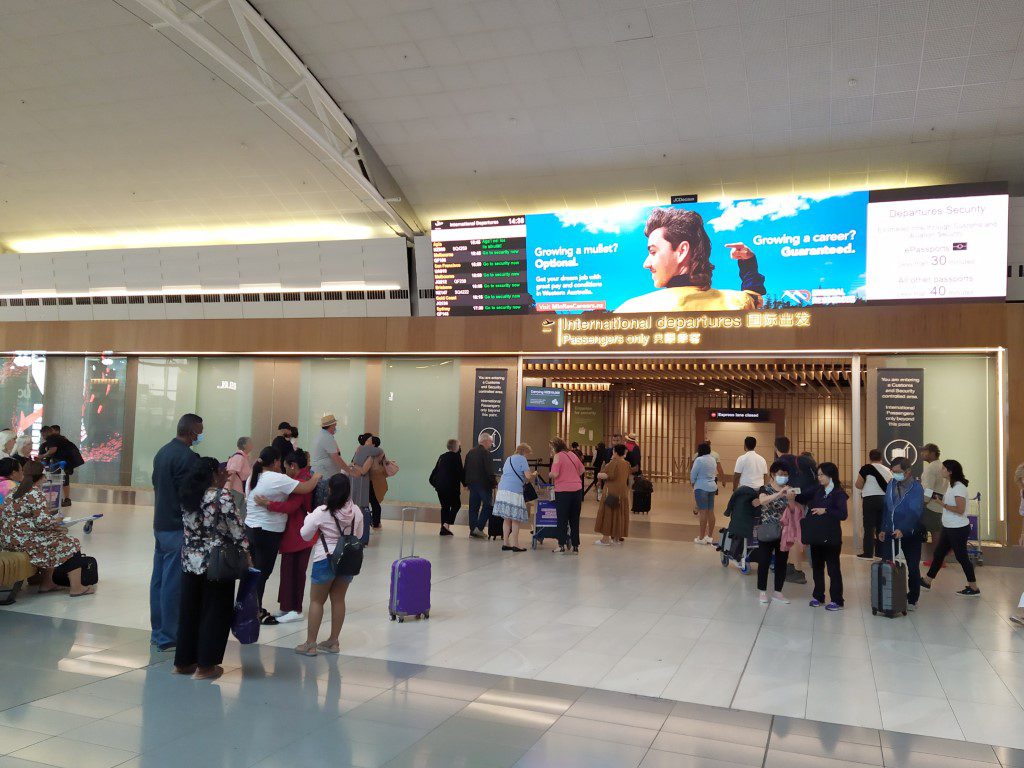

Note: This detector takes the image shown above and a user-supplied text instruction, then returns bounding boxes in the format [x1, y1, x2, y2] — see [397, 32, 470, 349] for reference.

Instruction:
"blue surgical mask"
[825, 481, 834, 494]
[193, 433, 204, 446]
[892, 472, 905, 482]
[775, 475, 789, 486]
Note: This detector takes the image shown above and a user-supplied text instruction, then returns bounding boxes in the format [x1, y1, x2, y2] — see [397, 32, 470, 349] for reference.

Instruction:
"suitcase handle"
[400, 507, 418, 559]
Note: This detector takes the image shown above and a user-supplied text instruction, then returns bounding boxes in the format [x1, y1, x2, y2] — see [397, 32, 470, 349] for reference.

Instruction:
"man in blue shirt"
[149, 413, 203, 650]
[879, 457, 925, 610]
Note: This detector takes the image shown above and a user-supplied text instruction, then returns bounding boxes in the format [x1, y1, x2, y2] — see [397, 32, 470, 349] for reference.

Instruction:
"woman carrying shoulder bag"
[174, 458, 250, 680]
[594, 444, 630, 546]
[550, 437, 585, 554]
[754, 461, 800, 605]
[295, 473, 364, 656]
[493, 443, 536, 552]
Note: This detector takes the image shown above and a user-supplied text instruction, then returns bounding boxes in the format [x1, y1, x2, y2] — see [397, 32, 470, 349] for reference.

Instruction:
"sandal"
[316, 641, 340, 654]
[294, 642, 318, 657]
[259, 610, 279, 626]
[69, 587, 96, 597]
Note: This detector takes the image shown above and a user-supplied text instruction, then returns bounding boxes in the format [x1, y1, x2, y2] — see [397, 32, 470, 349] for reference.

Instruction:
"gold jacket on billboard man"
[614, 208, 766, 313]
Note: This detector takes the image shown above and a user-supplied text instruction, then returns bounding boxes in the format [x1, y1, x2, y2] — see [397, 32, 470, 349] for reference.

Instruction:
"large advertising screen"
[431, 183, 1008, 316]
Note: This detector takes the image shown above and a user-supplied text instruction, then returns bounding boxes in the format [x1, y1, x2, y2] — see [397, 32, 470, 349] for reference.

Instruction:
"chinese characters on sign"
[553, 311, 811, 348]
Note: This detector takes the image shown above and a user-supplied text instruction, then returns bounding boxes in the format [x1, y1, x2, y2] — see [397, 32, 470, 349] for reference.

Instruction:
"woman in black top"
[429, 439, 464, 536]
[592, 442, 607, 501]
[754, 461, 799, 605]
[807, 462, 849, 611]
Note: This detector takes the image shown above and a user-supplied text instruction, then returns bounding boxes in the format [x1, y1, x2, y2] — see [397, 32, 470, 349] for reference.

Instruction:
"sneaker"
[808, 599, 822, 608]
[571, 547, 579, 555]
[856, 553, 874, 559]
[908, 603, 917, 612]
[555, 546, 566, 554]
[786, 569, 807, 585]
[469, 530, 485, 539]
[772, 592, 790, 604]
[702, 536, 714, 544]
[759, 592, 769, 605]
[825, 602, 842, 611]
[694, 537, 705, 544]
[920, 580, 932, 590]
[276, 611, 303, 624]
[594, 540, 612, 547]
[957, 587, 981, 597]
[1009, 615, 1024, 627]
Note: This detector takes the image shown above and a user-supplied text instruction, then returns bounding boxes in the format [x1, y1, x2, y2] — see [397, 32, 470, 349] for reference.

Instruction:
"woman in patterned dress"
[1, 461, 92, 596]
[174, 457, 250, 680]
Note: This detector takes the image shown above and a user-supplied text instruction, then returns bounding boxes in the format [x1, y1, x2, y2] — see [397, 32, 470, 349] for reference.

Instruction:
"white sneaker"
[276, 611, 304, 624]
[694, 537, 706, 544]
[759, 592, 769, 605]
[594, 539, 612, 547]
[771, 592, 790, 604]
[702, 536, 714, 544]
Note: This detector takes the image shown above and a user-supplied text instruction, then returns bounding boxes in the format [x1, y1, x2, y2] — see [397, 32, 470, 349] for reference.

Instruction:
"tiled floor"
[6, 499, 1024, 761]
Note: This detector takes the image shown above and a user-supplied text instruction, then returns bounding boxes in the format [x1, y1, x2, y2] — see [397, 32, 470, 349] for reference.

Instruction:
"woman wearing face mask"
[807, 462, 848, 611]
[754, 462, 799, 605]
[245, 446, 322, 625]
[920, 460, 980, 596]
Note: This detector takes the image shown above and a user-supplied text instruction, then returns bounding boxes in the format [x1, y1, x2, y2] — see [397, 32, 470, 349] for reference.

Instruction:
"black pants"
[927, 525, 976, 582]
[245, 526, 283, 609]
[862, 496, 884, 555]
[755, 540, 789, 593]
[437, 492, 460, 527]
[810, 543, 844, 605]
[370, 485, 382, 527]
[174, 572, 234, 669]
[556, 490, 582, 548]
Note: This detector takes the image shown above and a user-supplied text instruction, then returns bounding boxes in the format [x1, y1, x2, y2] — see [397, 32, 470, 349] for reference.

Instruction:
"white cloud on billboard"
[555, 206, 644, 234]
[707, 195, 813, 232]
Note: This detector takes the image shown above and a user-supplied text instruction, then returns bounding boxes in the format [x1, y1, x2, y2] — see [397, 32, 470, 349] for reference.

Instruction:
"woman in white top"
[920, 460, 979, 596]
[245, 446, 322, 624]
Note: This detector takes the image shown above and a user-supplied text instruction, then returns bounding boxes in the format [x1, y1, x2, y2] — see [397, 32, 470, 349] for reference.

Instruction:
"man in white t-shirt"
[732, 436, 768, 491]
[855, 448, 893, 559]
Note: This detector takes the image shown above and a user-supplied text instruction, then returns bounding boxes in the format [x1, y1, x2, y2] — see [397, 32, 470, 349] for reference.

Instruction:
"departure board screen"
[430, 182, 1007, 316]
[432, 216, 529, 316]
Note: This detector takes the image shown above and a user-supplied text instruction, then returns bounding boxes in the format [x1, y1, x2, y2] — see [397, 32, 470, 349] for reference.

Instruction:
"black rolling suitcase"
[632, 473, 653, 514]
[871, 539, 908, 618]
[487, 513, 505, 540]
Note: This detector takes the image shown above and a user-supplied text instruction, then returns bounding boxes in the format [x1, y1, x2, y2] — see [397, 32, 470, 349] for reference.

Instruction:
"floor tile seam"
[728, 595, 772, 712]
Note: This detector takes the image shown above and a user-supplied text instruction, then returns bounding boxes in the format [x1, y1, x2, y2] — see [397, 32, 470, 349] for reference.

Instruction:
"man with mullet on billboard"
[615, 208, 766, 313]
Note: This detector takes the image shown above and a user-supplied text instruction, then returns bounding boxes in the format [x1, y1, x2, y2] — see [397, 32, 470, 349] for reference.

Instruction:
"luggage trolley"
[716, 528, 755, 575]
[967, 492, 984, 567]
[46, 461, 102, 534]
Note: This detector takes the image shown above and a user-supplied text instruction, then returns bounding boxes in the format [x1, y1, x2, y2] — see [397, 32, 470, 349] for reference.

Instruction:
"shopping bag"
[231, 568, 262, 644]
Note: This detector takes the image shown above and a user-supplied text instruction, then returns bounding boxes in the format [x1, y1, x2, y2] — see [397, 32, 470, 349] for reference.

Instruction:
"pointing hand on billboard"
[724, 243, 755, 261]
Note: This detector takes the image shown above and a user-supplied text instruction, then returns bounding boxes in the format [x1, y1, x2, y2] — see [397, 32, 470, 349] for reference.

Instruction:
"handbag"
[205, 496, 249, 582]
[753, 520, 782, 542]
[604, 493, 620, 510]
[383, 455, 399, 477]
[800, 512, 842, 546]
[232, 568, 261, 644]
[320, 512, 363, 576]
[511, 462, 537, 502]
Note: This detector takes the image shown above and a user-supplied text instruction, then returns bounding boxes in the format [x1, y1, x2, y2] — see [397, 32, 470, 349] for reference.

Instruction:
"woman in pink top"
[295, 473, 364, 657]
[549, 437, 585, 554]
[224, 436, 253, 495]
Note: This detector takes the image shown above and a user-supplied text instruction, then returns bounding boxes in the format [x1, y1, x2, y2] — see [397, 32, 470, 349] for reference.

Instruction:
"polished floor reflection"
[5, 499, 1024, 761]
[3, 612, 1024, 768]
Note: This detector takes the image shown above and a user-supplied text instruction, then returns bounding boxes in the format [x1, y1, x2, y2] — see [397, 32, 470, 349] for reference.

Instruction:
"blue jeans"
[468, 483, 493, 532]
[150, 529, 184, 648]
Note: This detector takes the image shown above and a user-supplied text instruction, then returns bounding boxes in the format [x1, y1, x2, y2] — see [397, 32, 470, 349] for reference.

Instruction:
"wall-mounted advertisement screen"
[525, 387, 565, 412]
[431, 183, 1008, 316]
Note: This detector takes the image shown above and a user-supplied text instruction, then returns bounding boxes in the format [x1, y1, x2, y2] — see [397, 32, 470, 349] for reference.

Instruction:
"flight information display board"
[430, 183, 1008, 316]
[432, 216, 529, 316]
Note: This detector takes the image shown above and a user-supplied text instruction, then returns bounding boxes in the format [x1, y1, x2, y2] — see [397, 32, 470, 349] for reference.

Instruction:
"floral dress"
[1, 488, 80, 569]
[181, 488, 249, 576]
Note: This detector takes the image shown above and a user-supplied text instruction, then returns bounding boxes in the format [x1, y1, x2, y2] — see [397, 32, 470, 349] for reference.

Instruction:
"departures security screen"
[431, 182, 1008, 316]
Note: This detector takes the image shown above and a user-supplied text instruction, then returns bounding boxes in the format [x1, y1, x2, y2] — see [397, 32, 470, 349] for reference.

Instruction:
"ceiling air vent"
[419, 288, 436, 299]
[147, 295, 164, 304]
[111, 296, 127, 305]
[224, 294, 241, 303]
[241, 293, 260, 302]
[9, 298, 24, 307]
[202, 294, 221, 303]
[303, 291, 323, 301]
[91, 296, 108, 305]
[262, 292, 282, 302]
[0, 299, 8, 307]
[389, 289, 409, 299]
[75, 297, 90, 305]
[59, 297, 73, 306]
[24, 298, 40, 306]
[184, 294, 202, 303]
[323, 291, 344, 300]
[345, 291, 365, 300]
[366, 290, 386, 300]
[282, 292, 301, 301]
[165, 295, 182, 304]
[42, 298, 58, 306]
[128, 296, 145, 304]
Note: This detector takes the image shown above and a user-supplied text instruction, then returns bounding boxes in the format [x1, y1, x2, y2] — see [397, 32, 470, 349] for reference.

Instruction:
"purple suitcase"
[389, 507, 431, 622]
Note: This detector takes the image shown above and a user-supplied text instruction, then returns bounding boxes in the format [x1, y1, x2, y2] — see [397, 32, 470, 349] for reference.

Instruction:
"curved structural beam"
[128, 0, 418, 239]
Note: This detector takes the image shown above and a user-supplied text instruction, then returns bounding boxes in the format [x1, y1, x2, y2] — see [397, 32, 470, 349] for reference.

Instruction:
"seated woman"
[2, 461, 94, 596]
[0, 457, 23, 502]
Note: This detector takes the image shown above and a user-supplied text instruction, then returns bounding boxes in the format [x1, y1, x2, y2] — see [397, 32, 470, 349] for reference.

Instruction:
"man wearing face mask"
[149, 413, 203, 651]
[879, 457, 925, 611]
[855, 449, 892, 559]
